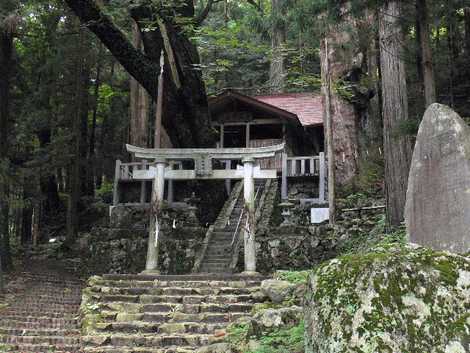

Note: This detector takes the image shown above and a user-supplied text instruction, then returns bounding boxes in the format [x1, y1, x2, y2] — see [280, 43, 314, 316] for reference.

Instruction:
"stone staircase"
[81, 274, 266, 353]
[195, 181, 267, 274]
[0, 261, 83, 352]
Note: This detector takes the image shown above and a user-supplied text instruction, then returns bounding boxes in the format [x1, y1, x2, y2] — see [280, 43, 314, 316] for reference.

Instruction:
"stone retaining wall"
[86, 226, 206, 275]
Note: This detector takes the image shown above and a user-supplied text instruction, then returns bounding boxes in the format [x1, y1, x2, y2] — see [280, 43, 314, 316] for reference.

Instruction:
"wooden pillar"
[246, 123, 251, 148]
[219, 124, 231, 195]
[242, 157, 257, 274]
[225, 161, 231, 196]
[219, 124, 224, 148]
[113, 160, 121, 206]
[140, 159, 147, 204]
[143, 158, 166, 274]
[319, 152, 326, 203]
[168, 163, 174, 204]
[281, 153, 288, 199]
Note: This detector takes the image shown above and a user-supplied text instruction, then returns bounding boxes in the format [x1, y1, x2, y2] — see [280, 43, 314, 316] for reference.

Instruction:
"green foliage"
[336, 213, 407, 257]
[228, 320, 305, 353]
[250, 321, 305, 353]
[396, 119, 420, 137]
[274, 270, 310, 285]
[96, 180, 114, 203]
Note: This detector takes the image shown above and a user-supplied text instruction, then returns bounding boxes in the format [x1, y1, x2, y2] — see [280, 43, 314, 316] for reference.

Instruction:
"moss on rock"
[305, 244, 470, 353]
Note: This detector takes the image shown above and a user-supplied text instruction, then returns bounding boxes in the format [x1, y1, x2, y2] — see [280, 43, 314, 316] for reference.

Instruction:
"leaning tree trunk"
[64, 0, 215, 148]
[379, 0, 413, 227]
[269, 0, 287, 93]
[129, 20, 150, 149]
[416, 0, 436, 107]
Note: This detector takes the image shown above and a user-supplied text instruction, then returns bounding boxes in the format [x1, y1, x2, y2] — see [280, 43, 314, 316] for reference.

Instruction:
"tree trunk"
[129, 21, 150, 149]
[88, 43, 103, 193]
[465, 7, 470, 57]
[269, 0, 287, 93]
[66, 24, 86, 243]
[64, 0, 214, 148]
[320, 23, 359, 186]
[0, 17, 16, 271]
[323, 38, 336, 224]
[416, 0, 436, 107]
[379, 1, 413, 227]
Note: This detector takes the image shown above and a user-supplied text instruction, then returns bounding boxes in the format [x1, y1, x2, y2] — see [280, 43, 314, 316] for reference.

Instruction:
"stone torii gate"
[126, 143, 285, 275]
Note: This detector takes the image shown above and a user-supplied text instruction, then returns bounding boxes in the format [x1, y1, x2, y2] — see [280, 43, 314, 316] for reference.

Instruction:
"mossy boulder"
[305, 243, 470, 353]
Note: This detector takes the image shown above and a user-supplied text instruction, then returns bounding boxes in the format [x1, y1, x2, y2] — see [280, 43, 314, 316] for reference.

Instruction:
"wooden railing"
[113, 151, 326, 205]
[285, 155, 320, 177]
[113, 160, 181, 205]
[281, 152, 326, 203]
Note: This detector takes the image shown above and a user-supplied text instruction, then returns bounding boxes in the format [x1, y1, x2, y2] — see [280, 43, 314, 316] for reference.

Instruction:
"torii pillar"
[242, 157, 257, 275]
[142, 158, 167, 274]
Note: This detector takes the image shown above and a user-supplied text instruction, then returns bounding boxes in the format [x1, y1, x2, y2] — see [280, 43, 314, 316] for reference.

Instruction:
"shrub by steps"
[0, 262, 84, 353]
[81, 274, 267, 353]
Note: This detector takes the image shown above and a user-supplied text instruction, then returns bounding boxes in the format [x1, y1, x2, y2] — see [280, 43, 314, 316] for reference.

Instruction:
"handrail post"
[168, 162, 174, 204]
[113, 160, 121, 206]
[140, 159, 147, 204]
[319, 152, 326, 203]
[281, 153, 288, 200]
[225, 160, 231, 196]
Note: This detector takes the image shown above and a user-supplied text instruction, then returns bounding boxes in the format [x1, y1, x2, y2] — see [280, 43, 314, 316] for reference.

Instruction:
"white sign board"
[311, 208, 329, 224]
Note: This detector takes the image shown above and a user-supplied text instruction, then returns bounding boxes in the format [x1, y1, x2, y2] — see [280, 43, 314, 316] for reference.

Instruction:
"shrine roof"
[209, 90, 324, 127]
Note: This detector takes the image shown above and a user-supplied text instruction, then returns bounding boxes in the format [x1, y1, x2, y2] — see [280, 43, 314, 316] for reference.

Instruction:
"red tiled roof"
[254, 93, 324, 127]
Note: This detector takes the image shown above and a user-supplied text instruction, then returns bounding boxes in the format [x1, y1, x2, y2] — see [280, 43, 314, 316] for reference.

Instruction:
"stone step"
[91, 279, 261, 290]
[92, 286, 259, 296]
[0, 334, 81, 345]
[200, 261, 231, 267]
[0, 319, 78, 330]
[0, 327, 80, 336]
[0, 343, 82, 352]
[140, 312, 247, 324]
[204, 249, 231, 256]
[101, 274, 264, 282]
[144, 303, 253, 314]
[4, 303, 80, 311]
[202, 255, 231, 261]
[82, 333, 221, 348]
[94, 321, 226, 335]
[198, 268, 232, 274]
[1, 309, 78, 318]
[83, 345, 195, 353]
[0, 316, 79, 326]
[101, 294, 255, 305]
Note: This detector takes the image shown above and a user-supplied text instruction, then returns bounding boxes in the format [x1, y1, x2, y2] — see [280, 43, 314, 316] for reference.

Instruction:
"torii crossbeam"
[126, 143, 285, 276]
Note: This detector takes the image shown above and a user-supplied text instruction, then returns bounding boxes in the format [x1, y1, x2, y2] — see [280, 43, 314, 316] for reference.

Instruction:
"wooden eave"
[209, 90, 303, 127]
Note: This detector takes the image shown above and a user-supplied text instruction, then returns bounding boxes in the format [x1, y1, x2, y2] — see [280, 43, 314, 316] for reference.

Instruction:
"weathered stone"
[196, 343, 236, 353]
[405, 103, 470, 253]
[260, 279, 296, 303]
[252, 306, 303, 330]
[159, 323, 187, 334]
[305, 243, 470, 353]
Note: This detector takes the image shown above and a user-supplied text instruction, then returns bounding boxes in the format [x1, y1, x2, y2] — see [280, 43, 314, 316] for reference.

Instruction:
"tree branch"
[195, 0, 223, 26]
[246, 0, 263, 13]
[63, 0, 160, 96]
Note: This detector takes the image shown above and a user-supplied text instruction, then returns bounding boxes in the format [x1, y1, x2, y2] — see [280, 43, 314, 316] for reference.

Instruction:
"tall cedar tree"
[379, 0, 413, 226]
